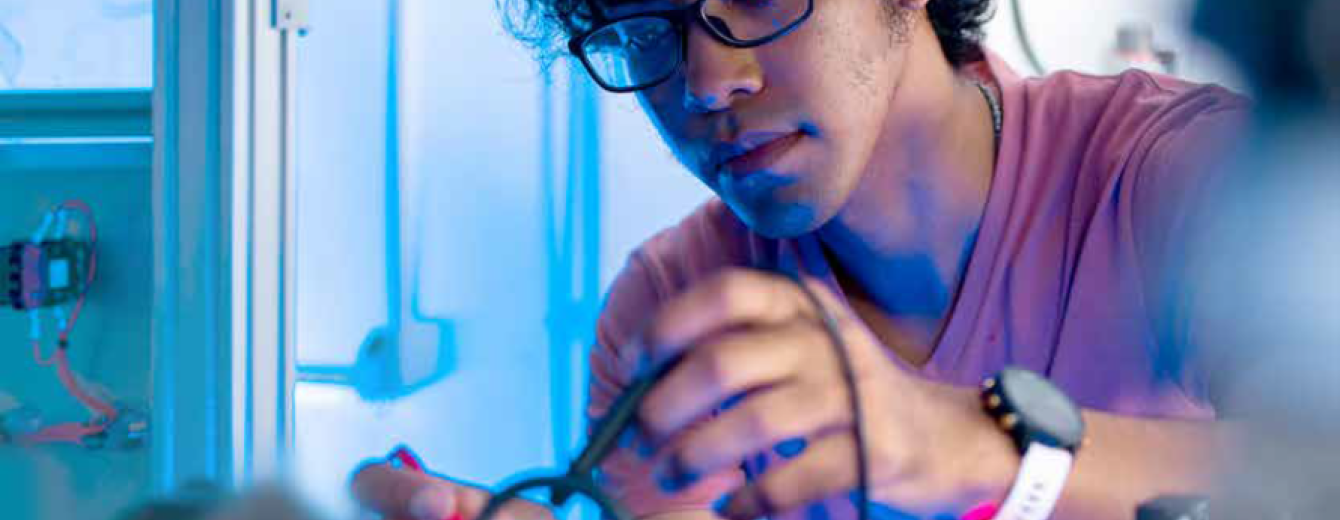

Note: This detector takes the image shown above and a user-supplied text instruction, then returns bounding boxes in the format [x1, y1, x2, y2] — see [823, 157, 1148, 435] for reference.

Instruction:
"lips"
[711, 131, 805, 177]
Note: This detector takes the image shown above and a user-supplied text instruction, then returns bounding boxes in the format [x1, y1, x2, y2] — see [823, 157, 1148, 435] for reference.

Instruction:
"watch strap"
[994, 443, 1074, 520]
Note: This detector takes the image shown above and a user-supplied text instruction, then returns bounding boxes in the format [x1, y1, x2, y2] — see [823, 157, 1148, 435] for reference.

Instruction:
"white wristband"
[994, 443, 1074, 520]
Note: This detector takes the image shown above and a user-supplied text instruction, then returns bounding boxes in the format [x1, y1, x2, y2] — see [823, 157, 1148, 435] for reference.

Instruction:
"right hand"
[351, 462, 555, 520]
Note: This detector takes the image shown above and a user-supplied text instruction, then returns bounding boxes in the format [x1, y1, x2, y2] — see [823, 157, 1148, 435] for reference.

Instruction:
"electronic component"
[4, 238, 92, 311]
[9, 200, 139, 450]
[83, 406, 149, 451]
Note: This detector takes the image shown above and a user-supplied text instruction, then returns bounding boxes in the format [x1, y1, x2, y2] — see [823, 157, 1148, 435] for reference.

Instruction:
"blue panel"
[0, 161, 154, 520]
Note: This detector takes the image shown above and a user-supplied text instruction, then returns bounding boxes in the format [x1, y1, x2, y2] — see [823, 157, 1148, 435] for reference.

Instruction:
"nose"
[681, 19, 763, 114]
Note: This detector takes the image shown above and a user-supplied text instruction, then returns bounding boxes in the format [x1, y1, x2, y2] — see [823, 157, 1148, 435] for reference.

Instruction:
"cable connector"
[83, 406, 149, 451]
[0, 405, 45, 443]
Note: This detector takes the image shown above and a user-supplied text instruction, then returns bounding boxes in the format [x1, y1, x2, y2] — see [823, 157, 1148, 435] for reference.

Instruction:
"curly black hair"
[498, 0, 995, 69]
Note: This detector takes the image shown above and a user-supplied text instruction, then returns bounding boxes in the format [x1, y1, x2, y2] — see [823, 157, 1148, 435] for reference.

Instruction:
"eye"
[629, 28, 669, 51]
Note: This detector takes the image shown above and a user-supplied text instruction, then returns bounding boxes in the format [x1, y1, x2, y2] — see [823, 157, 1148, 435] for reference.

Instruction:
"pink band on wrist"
[961, 502, 999, 520]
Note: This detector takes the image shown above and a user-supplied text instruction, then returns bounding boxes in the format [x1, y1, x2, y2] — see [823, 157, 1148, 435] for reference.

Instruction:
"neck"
[817, 26, 997, 353]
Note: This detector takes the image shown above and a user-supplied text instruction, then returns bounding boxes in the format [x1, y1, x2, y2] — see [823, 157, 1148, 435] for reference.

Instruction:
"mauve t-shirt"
[585, 51, 1250, 520]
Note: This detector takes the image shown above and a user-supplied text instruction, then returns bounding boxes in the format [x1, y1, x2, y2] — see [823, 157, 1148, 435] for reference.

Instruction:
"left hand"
[632, 269, 1017, 520]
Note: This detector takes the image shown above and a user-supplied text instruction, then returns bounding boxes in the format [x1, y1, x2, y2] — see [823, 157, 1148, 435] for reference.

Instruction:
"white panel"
[0, 0, 152, 89]
[290, 0, 388, 368]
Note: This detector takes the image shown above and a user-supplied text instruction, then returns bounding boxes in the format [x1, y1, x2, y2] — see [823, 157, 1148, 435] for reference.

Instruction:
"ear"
[897, 0, 931, 10]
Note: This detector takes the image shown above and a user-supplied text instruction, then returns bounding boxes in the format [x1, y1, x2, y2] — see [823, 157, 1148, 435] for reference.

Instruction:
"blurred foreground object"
[114, 482, 327, 520]
[1193, 0, 1340, 113]
[1190, 0, 1340, 518]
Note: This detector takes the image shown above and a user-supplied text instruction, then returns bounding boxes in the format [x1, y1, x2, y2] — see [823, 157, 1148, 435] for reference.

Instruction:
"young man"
[353, 0, 1249, 519]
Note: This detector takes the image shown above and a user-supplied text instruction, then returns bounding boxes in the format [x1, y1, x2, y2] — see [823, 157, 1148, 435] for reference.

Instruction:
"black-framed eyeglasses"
[569, 0, 816, 93]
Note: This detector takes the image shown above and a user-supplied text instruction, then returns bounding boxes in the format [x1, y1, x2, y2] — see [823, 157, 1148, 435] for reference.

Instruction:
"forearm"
[1025, 410, 1234, 520]
[924, 380, 1234, 520]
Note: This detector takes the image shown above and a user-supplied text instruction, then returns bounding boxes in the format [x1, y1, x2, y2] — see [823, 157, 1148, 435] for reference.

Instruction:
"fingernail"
[635, 433, 657, 459]
[656, 458, 699, 492]
[409, 487, 454, 520]
[774, 437, 807, 459]
[712, 495, 732, 517]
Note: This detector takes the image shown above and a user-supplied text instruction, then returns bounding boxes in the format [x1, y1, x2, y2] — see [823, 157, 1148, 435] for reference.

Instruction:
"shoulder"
[1012, 68, 1251, 206]
[590, 198, 755, 394]
[633, 198, 755, 297]
[1023, 68, 1250, 130]
[1018, 68, 1250, 166]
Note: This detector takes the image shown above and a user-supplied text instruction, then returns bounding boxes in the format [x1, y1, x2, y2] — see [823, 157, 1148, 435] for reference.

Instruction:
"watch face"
[1000, 368, 1085, 448]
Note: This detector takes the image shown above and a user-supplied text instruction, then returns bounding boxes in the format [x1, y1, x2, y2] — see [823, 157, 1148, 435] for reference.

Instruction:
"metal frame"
[0, 89, 152, 138]
[152, 0, 299, 490]
[0, 139, 152, 173]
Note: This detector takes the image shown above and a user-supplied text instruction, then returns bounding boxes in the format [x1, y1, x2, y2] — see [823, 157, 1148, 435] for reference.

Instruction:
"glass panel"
[0, 0, 152, 89]
[287, 2, 709, 519]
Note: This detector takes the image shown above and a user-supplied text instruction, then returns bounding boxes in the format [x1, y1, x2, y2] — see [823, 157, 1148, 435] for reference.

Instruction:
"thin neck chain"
[974, 81, 1003, 156]
[974, 82, 1003, 138]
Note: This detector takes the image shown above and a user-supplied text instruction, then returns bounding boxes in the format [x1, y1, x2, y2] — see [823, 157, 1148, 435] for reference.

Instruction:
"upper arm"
[1129, 99, 1251, 409]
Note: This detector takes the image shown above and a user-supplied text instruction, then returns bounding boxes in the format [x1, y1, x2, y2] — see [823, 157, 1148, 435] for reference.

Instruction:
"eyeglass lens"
[580, 0, 810, 90]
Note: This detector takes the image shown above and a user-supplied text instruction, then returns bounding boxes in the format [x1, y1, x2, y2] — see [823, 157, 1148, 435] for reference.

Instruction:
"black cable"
[477, 475, 633, 520]
[790, 274, 870, 520]
[476, 274, 869, 520]
[1010, 0, 1047, 75]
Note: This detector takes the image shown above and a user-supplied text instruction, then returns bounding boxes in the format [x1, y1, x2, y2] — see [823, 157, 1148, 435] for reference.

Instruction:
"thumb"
[409, 483, 459, 520]
[351, 462, 467, 520]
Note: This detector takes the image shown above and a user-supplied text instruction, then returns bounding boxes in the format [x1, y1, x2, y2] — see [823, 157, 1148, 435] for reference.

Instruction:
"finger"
[644, 269, 816, 365]
[448, 478, 551, 520]
[351, 462, 453, 520]
[715, 433, 859, 520]
[639, 321, 817, 443]
[351, 462, 549, 520]
[665, 381, 848, 485]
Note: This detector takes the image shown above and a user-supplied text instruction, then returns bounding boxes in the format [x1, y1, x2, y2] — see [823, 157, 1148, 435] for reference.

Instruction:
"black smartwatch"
[980, 367, 1086, 520]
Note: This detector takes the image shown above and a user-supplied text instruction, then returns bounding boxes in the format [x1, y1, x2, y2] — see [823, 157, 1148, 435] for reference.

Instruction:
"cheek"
[636, 84, 702, 167]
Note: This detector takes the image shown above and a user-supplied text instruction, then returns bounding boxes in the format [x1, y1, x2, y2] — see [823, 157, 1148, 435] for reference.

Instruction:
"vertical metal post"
[152, 0, 234, 492]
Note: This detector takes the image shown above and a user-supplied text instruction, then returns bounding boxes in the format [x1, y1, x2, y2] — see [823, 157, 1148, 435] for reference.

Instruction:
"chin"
[725, 196, 829, 239]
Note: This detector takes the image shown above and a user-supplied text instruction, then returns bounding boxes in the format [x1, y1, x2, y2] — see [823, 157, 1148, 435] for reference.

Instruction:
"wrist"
[967, 389, 1021, 507]
[939, 384, 1020, 510]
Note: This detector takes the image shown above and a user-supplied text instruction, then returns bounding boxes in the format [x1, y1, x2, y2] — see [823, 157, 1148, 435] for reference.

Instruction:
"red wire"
[20, 201, 118, 430]
[51, 201, 115, 420]
[24, 421, 107, 446]
[55, 200, 98, 343]
[54, 348, 118, 420]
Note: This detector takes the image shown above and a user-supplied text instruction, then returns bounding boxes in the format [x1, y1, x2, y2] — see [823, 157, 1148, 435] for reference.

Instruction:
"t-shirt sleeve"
[1129, 91, 1251, 410]
[588, 250, 744, 519]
